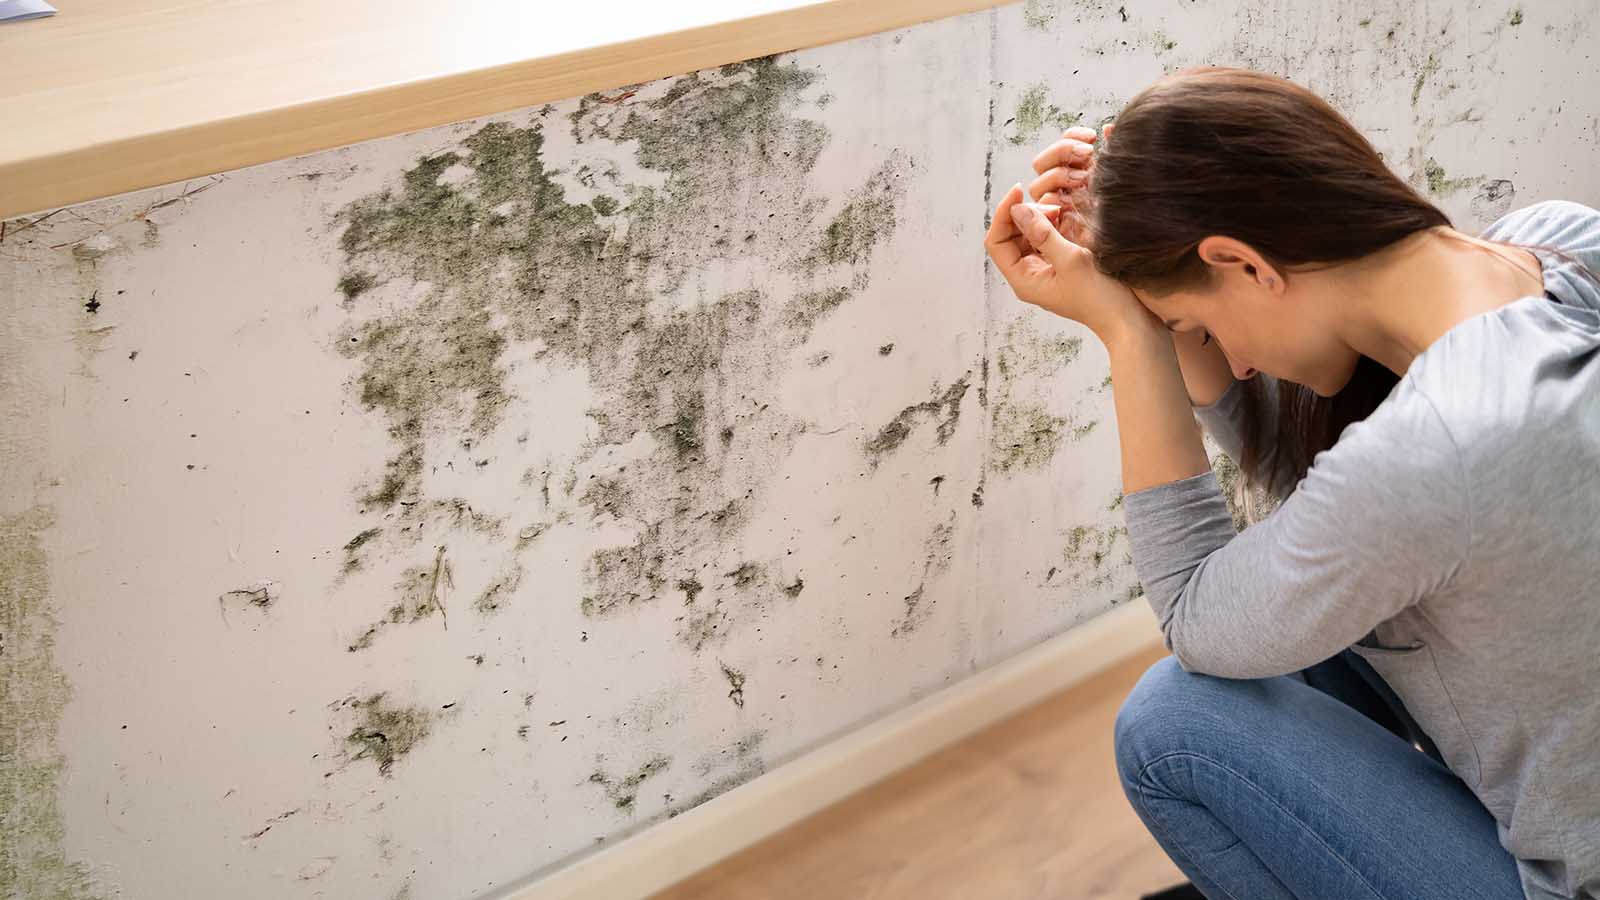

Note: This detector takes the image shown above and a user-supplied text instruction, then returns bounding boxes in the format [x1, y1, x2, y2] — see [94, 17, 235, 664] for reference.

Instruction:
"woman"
[984, 67, 1600, 900]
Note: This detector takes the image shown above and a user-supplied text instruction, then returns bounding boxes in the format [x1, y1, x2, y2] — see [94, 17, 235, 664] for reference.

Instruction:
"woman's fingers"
[1027, 165, 1089, 202]
[985, 184, 1060, 289]
[1031, 138, 1095, 175]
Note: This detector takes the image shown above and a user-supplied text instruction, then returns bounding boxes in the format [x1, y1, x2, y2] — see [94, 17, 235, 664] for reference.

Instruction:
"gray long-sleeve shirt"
[1123, 200, 1600, 900]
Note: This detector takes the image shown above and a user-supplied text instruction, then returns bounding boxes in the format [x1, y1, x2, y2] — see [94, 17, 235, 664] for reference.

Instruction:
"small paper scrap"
[0, 0, 57, 22]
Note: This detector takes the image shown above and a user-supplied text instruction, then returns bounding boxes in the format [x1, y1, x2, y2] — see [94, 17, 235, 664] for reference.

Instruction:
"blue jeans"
[1114, 650, 1526, 900]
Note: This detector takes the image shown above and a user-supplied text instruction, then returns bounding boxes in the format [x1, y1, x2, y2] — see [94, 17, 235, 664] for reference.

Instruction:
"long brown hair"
[1086, 67, 1450, 497]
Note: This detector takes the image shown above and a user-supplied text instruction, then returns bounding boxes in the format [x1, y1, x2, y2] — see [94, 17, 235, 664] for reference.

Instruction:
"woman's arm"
[1171, 329, 1235, 407]
[1102, 316, 1215, 494]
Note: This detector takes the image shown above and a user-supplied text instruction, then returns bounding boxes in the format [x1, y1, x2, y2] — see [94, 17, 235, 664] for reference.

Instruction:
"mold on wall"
[1, 1, 1596, 897]
[0, 504, 103, 900]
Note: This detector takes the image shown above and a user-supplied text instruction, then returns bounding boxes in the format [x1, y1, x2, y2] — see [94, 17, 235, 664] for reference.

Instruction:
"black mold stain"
[891, 517, 956, 637]
[725, 562, 765, 591]
[340, 693, 435, 776]
[472, 565, 523, 614]
[672, 731, 767, 816]
[878, 342, 895, 356]
[588, 755, 671, 811]
[720, 662, 746, 708]
[348, 545, 452, 651]
[219, 581, 278, 613]
[337, 271, 376, 303]
[862, 375, 971, 468]
[780, 576, 804, 598]
[342, 527, 382, 575]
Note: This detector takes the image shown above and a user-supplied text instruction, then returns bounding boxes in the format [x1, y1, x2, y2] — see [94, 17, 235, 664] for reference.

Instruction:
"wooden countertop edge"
[0, 0, 1000, 220]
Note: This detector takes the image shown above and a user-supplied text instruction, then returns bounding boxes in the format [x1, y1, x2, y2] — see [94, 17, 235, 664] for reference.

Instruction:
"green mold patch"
[862, 375, 971, 468]
[785, 286, 852, 332]
[335, 54, 907, 650]
[1509, 8, 1523, 25]
[340, 693, 436, 776]
[1210, 451, 1279, 531]
[1052, 520, 1135, 594]
[1008, 83, 1083, 146]
[1411, 53, 1440, 106]
[807, 158, 906, 269]
[989, 320, 1095, 474]
[588, 755, 671, 811]
[1023, 0, 1058, 29]
[1423, 158, 1483, 196]
[1, 504, 104, 899]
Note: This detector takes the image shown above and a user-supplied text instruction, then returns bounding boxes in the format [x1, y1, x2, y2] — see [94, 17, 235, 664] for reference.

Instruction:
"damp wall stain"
[0, 504, 102, 900]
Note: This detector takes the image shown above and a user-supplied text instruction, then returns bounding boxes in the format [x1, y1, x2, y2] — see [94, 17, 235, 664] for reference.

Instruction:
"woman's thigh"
[1114, 656, 1524, 900]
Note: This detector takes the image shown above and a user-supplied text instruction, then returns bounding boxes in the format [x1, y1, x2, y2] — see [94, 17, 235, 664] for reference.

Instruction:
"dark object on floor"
[1142, 883, 1206, 900]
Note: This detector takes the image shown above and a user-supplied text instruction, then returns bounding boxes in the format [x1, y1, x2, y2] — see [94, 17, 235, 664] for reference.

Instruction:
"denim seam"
[1131, 777, 1247, 900]
[1135, 750, 1387, 900]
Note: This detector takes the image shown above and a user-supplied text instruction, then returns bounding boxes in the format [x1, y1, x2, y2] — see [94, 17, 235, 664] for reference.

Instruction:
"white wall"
[3, 1, 1595, 898]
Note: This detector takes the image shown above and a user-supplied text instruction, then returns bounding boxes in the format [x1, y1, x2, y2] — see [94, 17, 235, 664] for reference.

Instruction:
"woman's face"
[1131, 275, 1362, 397]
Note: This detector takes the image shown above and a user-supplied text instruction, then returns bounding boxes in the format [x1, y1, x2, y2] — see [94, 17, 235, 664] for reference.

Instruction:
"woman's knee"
[1114, 655, 1248, 781]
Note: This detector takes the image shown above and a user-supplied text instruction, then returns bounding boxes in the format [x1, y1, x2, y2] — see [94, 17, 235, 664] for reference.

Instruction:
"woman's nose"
[1224, 352, 1257, 381]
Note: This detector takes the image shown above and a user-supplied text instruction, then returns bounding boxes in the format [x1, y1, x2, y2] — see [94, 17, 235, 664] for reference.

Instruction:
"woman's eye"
[1200, 331, 1212, 346]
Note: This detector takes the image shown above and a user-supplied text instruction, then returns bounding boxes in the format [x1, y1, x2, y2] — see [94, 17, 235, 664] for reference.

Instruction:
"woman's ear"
[1196, 236, 1284, 292]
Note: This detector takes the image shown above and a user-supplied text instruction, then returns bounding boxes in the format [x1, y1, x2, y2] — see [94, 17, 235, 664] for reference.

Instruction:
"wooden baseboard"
[500, 602, 1164, 900]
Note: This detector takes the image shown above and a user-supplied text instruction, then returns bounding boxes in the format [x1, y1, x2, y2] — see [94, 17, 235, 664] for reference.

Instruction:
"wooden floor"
[654, 647, 1185, 900]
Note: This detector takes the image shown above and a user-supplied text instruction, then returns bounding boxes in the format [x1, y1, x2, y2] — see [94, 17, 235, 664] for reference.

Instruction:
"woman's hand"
[984, 181, 1150, 342]
[1028, 124, 1111, 250]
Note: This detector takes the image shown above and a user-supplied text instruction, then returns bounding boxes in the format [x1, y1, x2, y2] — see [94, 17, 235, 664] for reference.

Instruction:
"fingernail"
[1066, 168, 1088, 180]
[1010, 204, 1038, 230]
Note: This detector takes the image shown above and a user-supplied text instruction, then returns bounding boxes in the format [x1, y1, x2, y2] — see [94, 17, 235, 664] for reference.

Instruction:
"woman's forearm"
[1171, 329, 1236, 407]
[1102, 315, 1214, 494]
